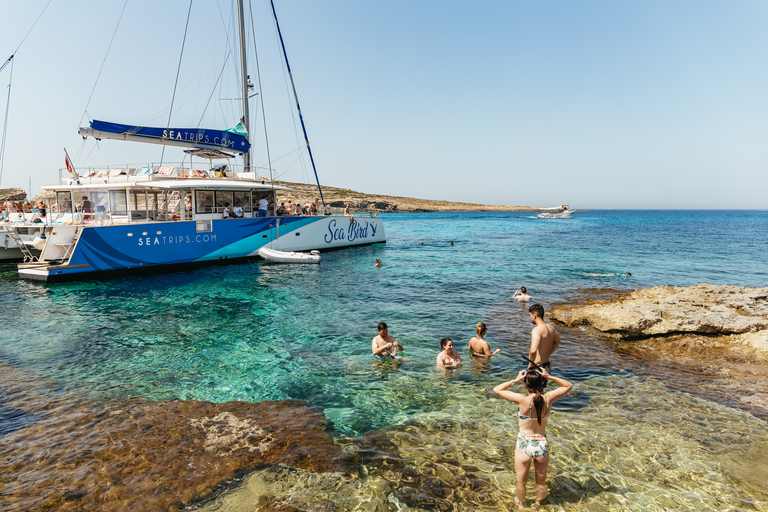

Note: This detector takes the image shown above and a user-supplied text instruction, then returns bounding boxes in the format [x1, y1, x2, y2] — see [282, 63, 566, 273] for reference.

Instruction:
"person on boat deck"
[23, 200, 33, 213]
[468, 322, 501, 357]
[278, 202, 286, 216]
[311, 198, 320, 215]
[232, 202, 244, 218]
[258, 197, 268, 217]
[372, 322, 404, 359]
[436, 337, 463, 368]
[493, 367, 573, 508]
[513, 286, 532, 301]
[223, 202, 232, 218]
[528, 304, 560, 377]
[80, 196, 93, 213]
[294, 202, 303, 215]
[344, 204, 351, 216]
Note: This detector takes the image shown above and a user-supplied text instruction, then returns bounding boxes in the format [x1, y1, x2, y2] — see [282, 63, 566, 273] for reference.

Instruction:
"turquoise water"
[0, 210, 766, 431]
[1, 210, 767, 509]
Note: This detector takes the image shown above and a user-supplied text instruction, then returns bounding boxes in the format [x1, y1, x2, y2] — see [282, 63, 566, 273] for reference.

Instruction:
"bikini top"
[518, 395, 550, 421]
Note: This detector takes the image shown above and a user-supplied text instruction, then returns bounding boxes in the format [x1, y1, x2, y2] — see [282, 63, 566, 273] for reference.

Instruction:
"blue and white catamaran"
[17, 1, 385, 281]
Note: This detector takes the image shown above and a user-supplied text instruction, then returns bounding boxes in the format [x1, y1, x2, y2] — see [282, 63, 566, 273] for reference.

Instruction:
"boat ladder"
[6, 227, 37, 262]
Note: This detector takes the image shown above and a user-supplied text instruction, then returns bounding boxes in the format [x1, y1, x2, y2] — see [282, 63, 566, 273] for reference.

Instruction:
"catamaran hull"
[17, 215, 384, 281]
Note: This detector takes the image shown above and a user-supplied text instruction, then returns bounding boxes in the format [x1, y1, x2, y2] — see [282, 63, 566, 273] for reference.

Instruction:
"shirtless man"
[372, 322, 403, 359]
[528, 304, 560, 374]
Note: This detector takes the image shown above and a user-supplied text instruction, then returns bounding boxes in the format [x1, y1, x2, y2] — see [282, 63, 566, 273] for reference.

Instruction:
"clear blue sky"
[1, 0, 767, 209]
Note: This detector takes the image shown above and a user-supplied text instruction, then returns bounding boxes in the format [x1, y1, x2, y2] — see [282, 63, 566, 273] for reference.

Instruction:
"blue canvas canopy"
[78, 120, 251, 154]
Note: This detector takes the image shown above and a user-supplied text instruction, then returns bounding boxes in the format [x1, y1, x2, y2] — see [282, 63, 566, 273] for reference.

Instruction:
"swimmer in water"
[513, 286, 532, 301]
[374, 259, 382, 268]
[468, 322, 501, 357]
[436, 337, 463, 368]
[372, 322, 410, 361]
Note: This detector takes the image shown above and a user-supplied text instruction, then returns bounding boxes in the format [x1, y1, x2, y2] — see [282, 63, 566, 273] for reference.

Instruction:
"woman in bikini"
[468, 322, 501, 357]
[436, 338, 463, 368]
[493, 367, 572, 508]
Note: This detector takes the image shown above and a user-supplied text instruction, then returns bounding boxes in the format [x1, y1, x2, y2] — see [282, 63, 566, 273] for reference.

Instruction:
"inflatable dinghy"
[258, 247, 320, 264]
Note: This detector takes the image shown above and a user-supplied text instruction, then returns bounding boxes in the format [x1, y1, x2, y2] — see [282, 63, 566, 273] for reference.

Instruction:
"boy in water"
[372, 322, 404, 359]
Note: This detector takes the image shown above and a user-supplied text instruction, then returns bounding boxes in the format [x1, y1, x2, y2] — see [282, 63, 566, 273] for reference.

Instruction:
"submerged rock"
[550, 284, 768, 350]
[0, 364, 351, 512]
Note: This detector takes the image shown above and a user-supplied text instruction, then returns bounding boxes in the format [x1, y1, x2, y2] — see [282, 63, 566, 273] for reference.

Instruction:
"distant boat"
[537, 205, 573, 219]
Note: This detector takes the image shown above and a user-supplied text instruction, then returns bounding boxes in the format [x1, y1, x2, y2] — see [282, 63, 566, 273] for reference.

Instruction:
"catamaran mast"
[236, 0, 251, 173]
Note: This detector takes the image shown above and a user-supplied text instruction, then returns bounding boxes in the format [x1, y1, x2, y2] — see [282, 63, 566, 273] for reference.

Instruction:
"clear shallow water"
[1, 210, 767, 509]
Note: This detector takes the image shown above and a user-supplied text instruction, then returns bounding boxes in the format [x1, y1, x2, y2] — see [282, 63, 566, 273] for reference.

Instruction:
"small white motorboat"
[537, 205, 573, 219]
[258, 246, 320, 264]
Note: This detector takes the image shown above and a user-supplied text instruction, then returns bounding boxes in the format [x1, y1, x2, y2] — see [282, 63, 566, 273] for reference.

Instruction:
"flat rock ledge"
[0, 363, 351, 512]
[549, 284, 768, 355]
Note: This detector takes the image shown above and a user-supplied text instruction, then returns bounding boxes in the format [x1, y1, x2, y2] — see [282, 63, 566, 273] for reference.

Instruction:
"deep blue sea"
[1, 210, 767, 510]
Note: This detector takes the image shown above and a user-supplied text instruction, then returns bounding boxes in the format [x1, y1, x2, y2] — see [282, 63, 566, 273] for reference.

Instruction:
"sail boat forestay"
[17, 0, 385, 282]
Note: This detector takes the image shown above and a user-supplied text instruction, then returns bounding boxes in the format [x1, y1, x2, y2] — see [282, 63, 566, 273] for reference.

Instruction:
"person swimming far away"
[513, 286, 532, 301]
[374, 259, 382, 267]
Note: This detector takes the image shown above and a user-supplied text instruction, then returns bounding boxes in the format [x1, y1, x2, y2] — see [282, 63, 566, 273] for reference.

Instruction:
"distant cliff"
[272, 181, 537, 213]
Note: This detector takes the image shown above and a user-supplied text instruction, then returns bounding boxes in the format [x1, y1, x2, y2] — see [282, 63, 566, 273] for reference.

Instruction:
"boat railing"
[57, 164, 267, 185]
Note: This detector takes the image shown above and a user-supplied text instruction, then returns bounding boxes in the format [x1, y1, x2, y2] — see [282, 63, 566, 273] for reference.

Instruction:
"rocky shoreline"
[549, 284, 768, 357]
[549, 283, 768, 420]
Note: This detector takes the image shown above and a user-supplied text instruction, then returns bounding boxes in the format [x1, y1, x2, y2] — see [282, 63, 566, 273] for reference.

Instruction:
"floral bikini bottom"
[517, 433, 549, 461]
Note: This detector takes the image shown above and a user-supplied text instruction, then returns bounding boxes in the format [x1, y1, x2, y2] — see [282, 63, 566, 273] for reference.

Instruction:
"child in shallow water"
[436, 338, 463, 368]
[493, 367, 572, 508]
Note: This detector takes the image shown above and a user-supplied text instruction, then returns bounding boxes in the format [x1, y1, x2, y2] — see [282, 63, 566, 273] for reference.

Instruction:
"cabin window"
[56, 191, 73, 213]
[90, 192, 108, 214]
[110, 190, 128, 215]
[254, 191, 273, 215]
[195, 191, 214, 214]
[215, 191, 234, 214]
[234, 191, 251, 213]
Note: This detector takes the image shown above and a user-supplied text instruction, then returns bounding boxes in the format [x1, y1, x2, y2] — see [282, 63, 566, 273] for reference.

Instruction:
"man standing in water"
[372, 322, 404, 359]
[528, 304, 560, 374]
